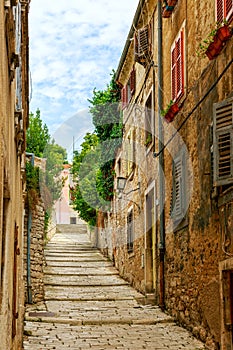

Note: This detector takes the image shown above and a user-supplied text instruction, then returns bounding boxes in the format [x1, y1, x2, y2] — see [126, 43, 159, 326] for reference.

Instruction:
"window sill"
[217, 186, 233, 207]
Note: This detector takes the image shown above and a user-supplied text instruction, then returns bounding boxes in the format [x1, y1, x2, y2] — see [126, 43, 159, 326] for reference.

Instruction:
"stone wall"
[24, 196, 45, 304]
[110, 0, 233, 349]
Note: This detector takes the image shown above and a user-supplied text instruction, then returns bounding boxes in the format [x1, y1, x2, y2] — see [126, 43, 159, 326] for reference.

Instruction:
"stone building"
[104, 0, 233, 349]
[0, 0, 30, 349]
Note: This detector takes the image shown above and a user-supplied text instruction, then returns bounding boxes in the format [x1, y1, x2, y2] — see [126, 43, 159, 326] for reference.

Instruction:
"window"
[127, 209, 134, 252]
[171, 27, 185, 102]
[134, 24, 152, 66]
[145, 92, 153, 148]
[216, 0, 233, 22]
[125, 129, 135, 176]
[171, 150, 187, 222]
[121, 67, 136, 109]
[213, 97, 233, 187]
[70, 217, 77, 224]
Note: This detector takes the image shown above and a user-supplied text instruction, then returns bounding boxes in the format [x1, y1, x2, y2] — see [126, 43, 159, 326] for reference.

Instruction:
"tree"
[71, 71, 122, 226]
[72, 133, 100, 226]
[26, 109, 67, 215]
[88, 70, 122, 201]
[26, 109, 50, 157]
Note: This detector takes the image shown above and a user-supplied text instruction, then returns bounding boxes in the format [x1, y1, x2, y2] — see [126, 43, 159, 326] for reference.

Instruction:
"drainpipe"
[157, 0, 165, 311]
[26, 152, 34, 304]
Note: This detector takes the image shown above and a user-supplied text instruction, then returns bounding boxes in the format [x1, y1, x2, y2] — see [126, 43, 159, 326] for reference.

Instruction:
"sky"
[29, 0, 138, 157]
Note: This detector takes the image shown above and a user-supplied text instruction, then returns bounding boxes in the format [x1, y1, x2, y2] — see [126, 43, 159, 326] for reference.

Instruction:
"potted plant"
[161, 100, 180, 123]
[217, 24, 232, 42]
[162, 0, 178, 17]
[145, 133, 152, 146]
[197, 21, 232, 60]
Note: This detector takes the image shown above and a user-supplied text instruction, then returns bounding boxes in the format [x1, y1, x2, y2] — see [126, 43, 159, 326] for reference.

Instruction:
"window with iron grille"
[213, 97, 233, 187]
[171, 28, 185, 102]
[127, 209, 134, 252]
[216, 0, 233, 22]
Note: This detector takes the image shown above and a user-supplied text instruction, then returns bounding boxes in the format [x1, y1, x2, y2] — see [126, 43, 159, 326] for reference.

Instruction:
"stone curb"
[24, 315, 174, 326]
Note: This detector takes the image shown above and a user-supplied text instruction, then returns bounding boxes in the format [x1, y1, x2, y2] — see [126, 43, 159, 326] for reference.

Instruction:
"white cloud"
[29, 0, 138, 148]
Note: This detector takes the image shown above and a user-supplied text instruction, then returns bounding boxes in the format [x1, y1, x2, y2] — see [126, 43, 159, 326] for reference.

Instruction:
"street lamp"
[117, 176, 127, 192]
[116, 176, 140, 195]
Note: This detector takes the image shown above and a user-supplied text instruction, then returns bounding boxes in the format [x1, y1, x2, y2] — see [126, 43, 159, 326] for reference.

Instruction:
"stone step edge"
[44, 297, 140, 302]
[44, 272, 119, 276]
[24, 316, 174, 326]
[44, 283, 129, 287]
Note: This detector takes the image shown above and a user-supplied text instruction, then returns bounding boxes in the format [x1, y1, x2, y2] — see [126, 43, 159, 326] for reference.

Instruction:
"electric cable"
[154, 57, 233, 157]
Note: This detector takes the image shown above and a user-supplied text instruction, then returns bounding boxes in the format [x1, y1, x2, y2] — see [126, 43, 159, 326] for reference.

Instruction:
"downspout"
[26, 152, 34, 304]
[157, 0, 165, 311]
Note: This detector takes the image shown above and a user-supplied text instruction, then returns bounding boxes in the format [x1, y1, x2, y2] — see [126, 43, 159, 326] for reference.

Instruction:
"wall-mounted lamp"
[117, 176, 140, 195]
[117, 177, 127, 192]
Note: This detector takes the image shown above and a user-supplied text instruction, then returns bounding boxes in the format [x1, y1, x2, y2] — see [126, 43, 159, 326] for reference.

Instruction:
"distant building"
[54, 164, 79, 224]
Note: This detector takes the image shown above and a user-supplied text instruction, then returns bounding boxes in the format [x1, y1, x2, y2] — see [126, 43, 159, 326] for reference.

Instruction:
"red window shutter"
[226, 0, 233, 21]
[171, 45, 176, 101]
[216, 0, 224, 22]
[176, 30, 184, 99]
[130, 67, 136, 95]
[121, 86, 128, 110]
[171, 29, 184, 102]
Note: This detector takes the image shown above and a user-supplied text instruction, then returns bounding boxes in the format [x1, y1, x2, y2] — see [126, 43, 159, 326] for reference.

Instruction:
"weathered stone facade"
[0, 0, 30, 348]
[103, 1, 233, 349]
[24, 197, 45, 304]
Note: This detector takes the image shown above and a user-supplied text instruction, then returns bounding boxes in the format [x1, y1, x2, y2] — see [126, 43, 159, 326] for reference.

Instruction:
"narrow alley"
[23, 225, 205, 350]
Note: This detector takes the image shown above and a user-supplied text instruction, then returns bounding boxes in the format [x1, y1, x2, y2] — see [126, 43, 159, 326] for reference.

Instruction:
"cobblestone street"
[23, 226, 206, 349]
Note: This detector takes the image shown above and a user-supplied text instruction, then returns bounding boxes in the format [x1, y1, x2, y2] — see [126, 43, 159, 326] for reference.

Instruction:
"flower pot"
[162, 6, 173, 18]
[217, 25, 232, 42]
[167, 0, 178, 6]
[205, 34, 224, 60]
[164, 103, 179, 123]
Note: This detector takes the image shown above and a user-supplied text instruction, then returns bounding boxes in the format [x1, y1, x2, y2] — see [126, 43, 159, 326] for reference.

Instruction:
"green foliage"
[196, 20, 229, 57]
[72, 133, 100, 226]
[72, 71, 122, 226]
[161, 100, 174, 117]
[26, 109, 67, 227]
[26, 109, 50, 157]
[88, 70, 122, 202]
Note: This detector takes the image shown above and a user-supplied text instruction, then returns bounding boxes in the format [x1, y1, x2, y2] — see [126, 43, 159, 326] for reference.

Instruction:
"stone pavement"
[23, 225, 206, 349]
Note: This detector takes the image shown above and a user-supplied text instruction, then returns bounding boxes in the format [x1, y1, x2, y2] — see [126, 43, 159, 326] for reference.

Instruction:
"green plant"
[161, 100, 174, 117]
[145, 133, 152, 146]
[196, 20, 229, 57]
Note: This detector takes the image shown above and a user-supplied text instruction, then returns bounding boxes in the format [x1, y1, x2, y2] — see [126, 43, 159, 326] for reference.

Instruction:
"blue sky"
[29, 0, 138, 157]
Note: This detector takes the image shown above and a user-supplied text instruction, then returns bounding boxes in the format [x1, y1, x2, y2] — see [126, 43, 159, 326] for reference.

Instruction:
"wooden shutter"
[216, 0, 233, 22]
[127, 131, 133, 175]
[213, 97, 233, 186]
[134, 23, 152, 66]
[121, 86, 128, 110]
[216, 0, 224, 21]
[127, 210, 133, 251]
[226, 0, 233, 21]
[171, 152, 186, 221]
[130, 67, 136, 95]
[171, 29, 184, 102]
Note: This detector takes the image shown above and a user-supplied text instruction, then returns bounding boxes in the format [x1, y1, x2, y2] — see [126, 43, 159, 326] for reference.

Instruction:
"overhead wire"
[154, 57, 233, 157]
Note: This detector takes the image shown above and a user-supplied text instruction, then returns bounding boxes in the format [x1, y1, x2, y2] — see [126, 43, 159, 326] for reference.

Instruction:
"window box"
[162, 102, 179, 123]
[162, 0, 178, 18]
[167, 0, 178, 6]
[217, 24, 232, 42]
[205, 34, 224, 60]
[197, 24, 232, 60]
